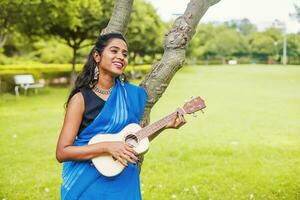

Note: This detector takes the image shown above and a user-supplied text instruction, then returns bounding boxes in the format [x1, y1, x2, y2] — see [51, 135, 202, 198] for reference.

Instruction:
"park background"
[0, 0, 300, 199]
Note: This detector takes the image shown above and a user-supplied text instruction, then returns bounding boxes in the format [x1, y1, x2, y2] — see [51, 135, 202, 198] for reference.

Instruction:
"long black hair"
[66, 32, 128, 107]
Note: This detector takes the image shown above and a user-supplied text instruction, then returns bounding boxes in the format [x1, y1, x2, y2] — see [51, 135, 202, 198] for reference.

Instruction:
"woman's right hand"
[103, 141, 138, 166]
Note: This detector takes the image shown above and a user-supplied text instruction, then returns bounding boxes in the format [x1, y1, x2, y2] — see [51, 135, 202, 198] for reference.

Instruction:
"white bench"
[14, 75, 45, 96]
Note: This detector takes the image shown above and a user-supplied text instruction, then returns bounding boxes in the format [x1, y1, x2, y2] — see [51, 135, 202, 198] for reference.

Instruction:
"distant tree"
[291, 4, 300, 22]
[212, 25, 249, 61]
[225, 18, 257, 36]
[2, 0, 167, 82]
[126, 0, 166, 63]
[249, 31, 277, 62]
[265, 27, 283, 62]
[187, 23, 250, 63]
[286, 33, 300, 64]
[0, 0, 107, 84]
[0, 1, 50, 57]
[42, 0, 107, 84]
[0, 0, 111, 84]
[186, 23, 217, 62]
[0, 1, 23, 48]
[264, 27, 282, 42]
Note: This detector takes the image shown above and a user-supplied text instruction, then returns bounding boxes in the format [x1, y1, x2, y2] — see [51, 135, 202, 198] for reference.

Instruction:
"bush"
[237, 57, 252, 64]
[0, 64, 151, 93]
[0, 75, 15, 93]
[0, 53, 39, 65]
[30, 40, 73, 63]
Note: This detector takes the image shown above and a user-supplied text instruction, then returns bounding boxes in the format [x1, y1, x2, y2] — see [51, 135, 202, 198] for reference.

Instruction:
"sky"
[146, 0, 300, 33]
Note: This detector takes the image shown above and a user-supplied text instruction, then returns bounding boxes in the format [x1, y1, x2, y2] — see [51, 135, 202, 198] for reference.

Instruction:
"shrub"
[0, 64, 151, 93]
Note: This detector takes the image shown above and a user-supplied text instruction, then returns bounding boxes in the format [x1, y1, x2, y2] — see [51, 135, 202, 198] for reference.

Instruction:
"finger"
[177, 115, 182, 124]
[182, 115, 187, 123]
[175, 115, 185, 128]
[125, 145, 138, 155]
[179, 114, 186, 124]
[125, 151, 138, 161]
[122, 152, 136, 164]
[120, 159, 128, 166]
[175, 117, 182, 127]
[120, 152, 130, 161]
[123, 145, 136, 155]
[172, 116, 177, 124]
[179, 114, 185, 122]
[116, 155, 128, 166]
[126, 156, 136, 164]
[165, 116, 176, 128]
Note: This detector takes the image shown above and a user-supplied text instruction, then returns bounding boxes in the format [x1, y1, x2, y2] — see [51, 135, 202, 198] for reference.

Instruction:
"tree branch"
[139, 0, 221, 126]
[0, 35, 7, 48]
[101, 0, 134, 34]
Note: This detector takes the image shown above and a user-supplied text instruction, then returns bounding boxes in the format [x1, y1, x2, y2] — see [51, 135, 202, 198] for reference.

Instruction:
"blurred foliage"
[0, 64, 151, 92]
[127, 0, 166, 63]
[291, 3, 300, 22]
[29, 39, 73, 63]
[1, 1, 300, 66]
[224, 18, 257, 36]
[187, 20, 300, 65]
[0, 64, 151, 75]
[0, 0, 166, 66]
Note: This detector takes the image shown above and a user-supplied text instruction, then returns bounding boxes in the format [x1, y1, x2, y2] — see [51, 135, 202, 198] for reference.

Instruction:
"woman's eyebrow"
[110, 46, 128, 52]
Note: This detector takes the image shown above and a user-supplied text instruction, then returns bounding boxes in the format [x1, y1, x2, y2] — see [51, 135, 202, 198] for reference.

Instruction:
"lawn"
[0, 65, 299, 200]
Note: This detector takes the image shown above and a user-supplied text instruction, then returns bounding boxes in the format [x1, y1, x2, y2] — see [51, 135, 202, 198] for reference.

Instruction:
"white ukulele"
[88, 96, 206, 177]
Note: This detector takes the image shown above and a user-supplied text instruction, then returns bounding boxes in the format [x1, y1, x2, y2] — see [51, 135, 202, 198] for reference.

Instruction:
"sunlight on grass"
[0, 65, 299, 200]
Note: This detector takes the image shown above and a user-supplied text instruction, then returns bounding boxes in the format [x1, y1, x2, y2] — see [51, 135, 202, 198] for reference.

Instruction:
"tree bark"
[101, 0, 134, 35]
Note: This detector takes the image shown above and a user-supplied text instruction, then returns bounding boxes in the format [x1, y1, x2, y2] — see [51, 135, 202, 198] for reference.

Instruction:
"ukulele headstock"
[182, 96, 206, 114]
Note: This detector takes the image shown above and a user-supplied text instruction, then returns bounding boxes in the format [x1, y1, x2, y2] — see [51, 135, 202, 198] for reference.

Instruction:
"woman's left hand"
[165, 112, 186, 129]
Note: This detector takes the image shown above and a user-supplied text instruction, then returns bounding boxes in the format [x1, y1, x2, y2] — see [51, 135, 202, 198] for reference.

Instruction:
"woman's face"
[96, 38, 128, 77]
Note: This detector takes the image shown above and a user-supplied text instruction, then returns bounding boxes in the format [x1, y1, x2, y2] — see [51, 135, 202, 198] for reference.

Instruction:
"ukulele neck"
[135, 110, 181, 140]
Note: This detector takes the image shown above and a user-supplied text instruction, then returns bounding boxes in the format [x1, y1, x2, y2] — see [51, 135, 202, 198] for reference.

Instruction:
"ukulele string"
[124, 111, 179, 142]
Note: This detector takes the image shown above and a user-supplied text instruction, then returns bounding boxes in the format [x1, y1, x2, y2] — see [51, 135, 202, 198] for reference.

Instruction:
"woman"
[56, 32, 186, 200]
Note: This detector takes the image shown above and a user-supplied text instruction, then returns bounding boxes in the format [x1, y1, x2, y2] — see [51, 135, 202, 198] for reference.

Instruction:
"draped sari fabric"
[61, 79, 147, 200]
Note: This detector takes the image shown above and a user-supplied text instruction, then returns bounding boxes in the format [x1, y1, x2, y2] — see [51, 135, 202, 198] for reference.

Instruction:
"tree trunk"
[70, 47, 78, 87]
[101, 0, 134, 35]
[0, 35, 7, 48]
[101, 0, 221, 170]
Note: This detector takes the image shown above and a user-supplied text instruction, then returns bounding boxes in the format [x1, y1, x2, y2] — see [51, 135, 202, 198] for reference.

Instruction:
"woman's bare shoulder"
[67, 92, 84, 113]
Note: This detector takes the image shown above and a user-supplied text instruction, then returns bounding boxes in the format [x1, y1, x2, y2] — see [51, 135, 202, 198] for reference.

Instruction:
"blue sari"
[61, 79, 147, 200]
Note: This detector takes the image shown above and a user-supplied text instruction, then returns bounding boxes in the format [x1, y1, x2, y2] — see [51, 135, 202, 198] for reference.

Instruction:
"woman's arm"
[56, 92, 137, 166]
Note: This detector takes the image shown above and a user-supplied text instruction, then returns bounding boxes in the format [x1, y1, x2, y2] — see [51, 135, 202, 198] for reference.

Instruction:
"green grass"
[0, 65, 299, 200]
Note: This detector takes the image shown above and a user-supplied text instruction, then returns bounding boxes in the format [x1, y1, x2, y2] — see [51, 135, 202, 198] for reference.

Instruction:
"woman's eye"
[111, 49, 127, 57]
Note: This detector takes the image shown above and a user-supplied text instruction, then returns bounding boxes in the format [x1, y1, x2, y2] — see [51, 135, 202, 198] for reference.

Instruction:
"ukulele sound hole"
[125, 134, 138, 147]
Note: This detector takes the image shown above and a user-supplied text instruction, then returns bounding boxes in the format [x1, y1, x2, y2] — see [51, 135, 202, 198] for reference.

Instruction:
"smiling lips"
[112, 61, 124, 69]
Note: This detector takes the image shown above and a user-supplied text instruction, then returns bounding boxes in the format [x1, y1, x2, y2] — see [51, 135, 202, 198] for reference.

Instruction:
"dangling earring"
[94, 64, 99, 80]
[119, 73, 125, 86]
